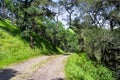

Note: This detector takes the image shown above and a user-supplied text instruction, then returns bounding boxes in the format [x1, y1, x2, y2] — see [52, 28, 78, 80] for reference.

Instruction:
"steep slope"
[0, 19, 63, 68]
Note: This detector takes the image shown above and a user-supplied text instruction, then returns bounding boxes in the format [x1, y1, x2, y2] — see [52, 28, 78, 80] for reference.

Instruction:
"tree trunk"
[16, 0, 19, 26]
[110, 19, 114, 31]
[21, 0, 29, 31]
[3, 0, 6, 19]
[69, 13, 72, 28]
[30, 35, 34, 49]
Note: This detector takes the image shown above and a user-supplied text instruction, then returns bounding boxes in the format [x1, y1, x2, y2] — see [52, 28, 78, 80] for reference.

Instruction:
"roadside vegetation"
[65, 53, 115, 80]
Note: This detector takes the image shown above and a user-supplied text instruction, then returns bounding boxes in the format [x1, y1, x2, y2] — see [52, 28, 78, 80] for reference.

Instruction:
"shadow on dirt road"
[0, 68, 17, 80]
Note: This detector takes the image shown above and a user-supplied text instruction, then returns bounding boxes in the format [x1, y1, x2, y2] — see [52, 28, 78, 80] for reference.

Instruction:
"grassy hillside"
[0, 20, 63, 68]
[65, 53, 115, 80]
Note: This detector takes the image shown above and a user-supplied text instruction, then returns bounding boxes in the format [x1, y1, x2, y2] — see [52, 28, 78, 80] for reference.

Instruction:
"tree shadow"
[0, 26, 19, 36]
[0, 68, 17, 80]
[63, 53, 71, 56]
[0, 19, 20, 36]
[29, 34, 62, 55]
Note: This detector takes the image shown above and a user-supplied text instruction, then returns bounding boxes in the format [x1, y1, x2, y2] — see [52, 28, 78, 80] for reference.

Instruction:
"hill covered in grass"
[0, 19, 63, 68]
[65, 53, 115, 80]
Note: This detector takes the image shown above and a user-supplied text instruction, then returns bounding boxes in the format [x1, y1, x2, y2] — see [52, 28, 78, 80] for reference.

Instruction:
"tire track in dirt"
[28, 55, 68, 80]
[0, 55, 69, 80]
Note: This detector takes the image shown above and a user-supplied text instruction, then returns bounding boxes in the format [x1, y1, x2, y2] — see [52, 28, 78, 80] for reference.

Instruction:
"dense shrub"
[81, 28, 119, 61]
[81, 28, 120, 79]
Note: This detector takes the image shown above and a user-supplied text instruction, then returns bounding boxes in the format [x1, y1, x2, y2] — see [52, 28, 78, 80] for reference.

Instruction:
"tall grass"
[0, 29, 41, 68]
[65, 53, 115, 80]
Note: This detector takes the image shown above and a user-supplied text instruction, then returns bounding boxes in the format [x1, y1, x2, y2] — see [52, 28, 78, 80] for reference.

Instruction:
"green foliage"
[64, 29, 80, 52]
[0, 28, 40, 68]
[65, 53, 115, 80]
[81, 28, 115, 61]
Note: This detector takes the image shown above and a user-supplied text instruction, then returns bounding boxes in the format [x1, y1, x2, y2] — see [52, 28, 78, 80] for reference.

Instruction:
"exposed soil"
[28, 55, 68, 80]
[0, 55, 69, 80]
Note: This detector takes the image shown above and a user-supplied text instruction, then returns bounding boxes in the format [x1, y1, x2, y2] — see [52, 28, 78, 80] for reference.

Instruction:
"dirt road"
[0, 55, 69, 80]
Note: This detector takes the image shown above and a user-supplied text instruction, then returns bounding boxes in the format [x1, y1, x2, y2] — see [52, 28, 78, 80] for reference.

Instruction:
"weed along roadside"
[65, 53, 115, 80]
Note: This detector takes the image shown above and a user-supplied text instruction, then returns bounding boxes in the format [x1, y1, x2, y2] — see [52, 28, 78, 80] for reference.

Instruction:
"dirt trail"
[28, 55, 68, 80]
[0, 55, 69, 80]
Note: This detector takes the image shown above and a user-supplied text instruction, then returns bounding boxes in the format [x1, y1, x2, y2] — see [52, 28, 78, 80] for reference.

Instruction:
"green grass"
[65, 53, 115, 80]
[0, 19, 63, 68]
[0, 28, 40, 68]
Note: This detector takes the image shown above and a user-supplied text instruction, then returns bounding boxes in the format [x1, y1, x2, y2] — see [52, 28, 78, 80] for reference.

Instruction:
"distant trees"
[0, 0, 10, 19]
[86, 0, 120, 31]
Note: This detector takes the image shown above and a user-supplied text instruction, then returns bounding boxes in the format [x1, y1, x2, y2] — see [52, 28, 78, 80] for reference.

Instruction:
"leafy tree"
[60, 0, 78, 28]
